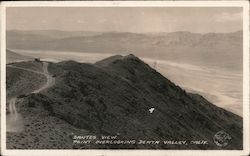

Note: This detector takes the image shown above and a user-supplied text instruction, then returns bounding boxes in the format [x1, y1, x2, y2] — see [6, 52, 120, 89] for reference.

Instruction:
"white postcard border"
[1, 1, 249, 156]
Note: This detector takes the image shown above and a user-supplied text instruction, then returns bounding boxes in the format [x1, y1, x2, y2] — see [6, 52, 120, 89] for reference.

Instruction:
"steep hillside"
[7, 55, 242, 149]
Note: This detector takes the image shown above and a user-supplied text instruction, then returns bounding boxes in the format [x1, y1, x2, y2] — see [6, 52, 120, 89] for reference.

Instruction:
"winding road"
[7, 62, 55, 132]
[32, 62, 55, 93]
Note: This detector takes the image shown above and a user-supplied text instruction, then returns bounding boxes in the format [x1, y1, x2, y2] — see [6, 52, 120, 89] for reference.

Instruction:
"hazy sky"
[7, 7, 243, 33]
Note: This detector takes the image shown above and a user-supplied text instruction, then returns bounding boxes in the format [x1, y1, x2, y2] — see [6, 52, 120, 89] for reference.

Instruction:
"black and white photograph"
[1, 1, 249, 156]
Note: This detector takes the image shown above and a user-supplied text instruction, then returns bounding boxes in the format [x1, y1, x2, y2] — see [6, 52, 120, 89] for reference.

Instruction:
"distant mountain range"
[7, 55, 242, 149]
[7, 30, 243, 72]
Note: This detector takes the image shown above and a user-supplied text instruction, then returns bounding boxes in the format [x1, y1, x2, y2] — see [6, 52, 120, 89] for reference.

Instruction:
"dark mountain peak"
[95, 54, 142, 67]
[121, 54, 146, 66]
[57, 60, 79, 66]
[123, 54, 137, 59]
[95, 55, 123, 66]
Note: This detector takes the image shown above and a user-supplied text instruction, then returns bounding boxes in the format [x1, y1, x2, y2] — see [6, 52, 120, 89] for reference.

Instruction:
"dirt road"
[7, 62, 55, 132]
